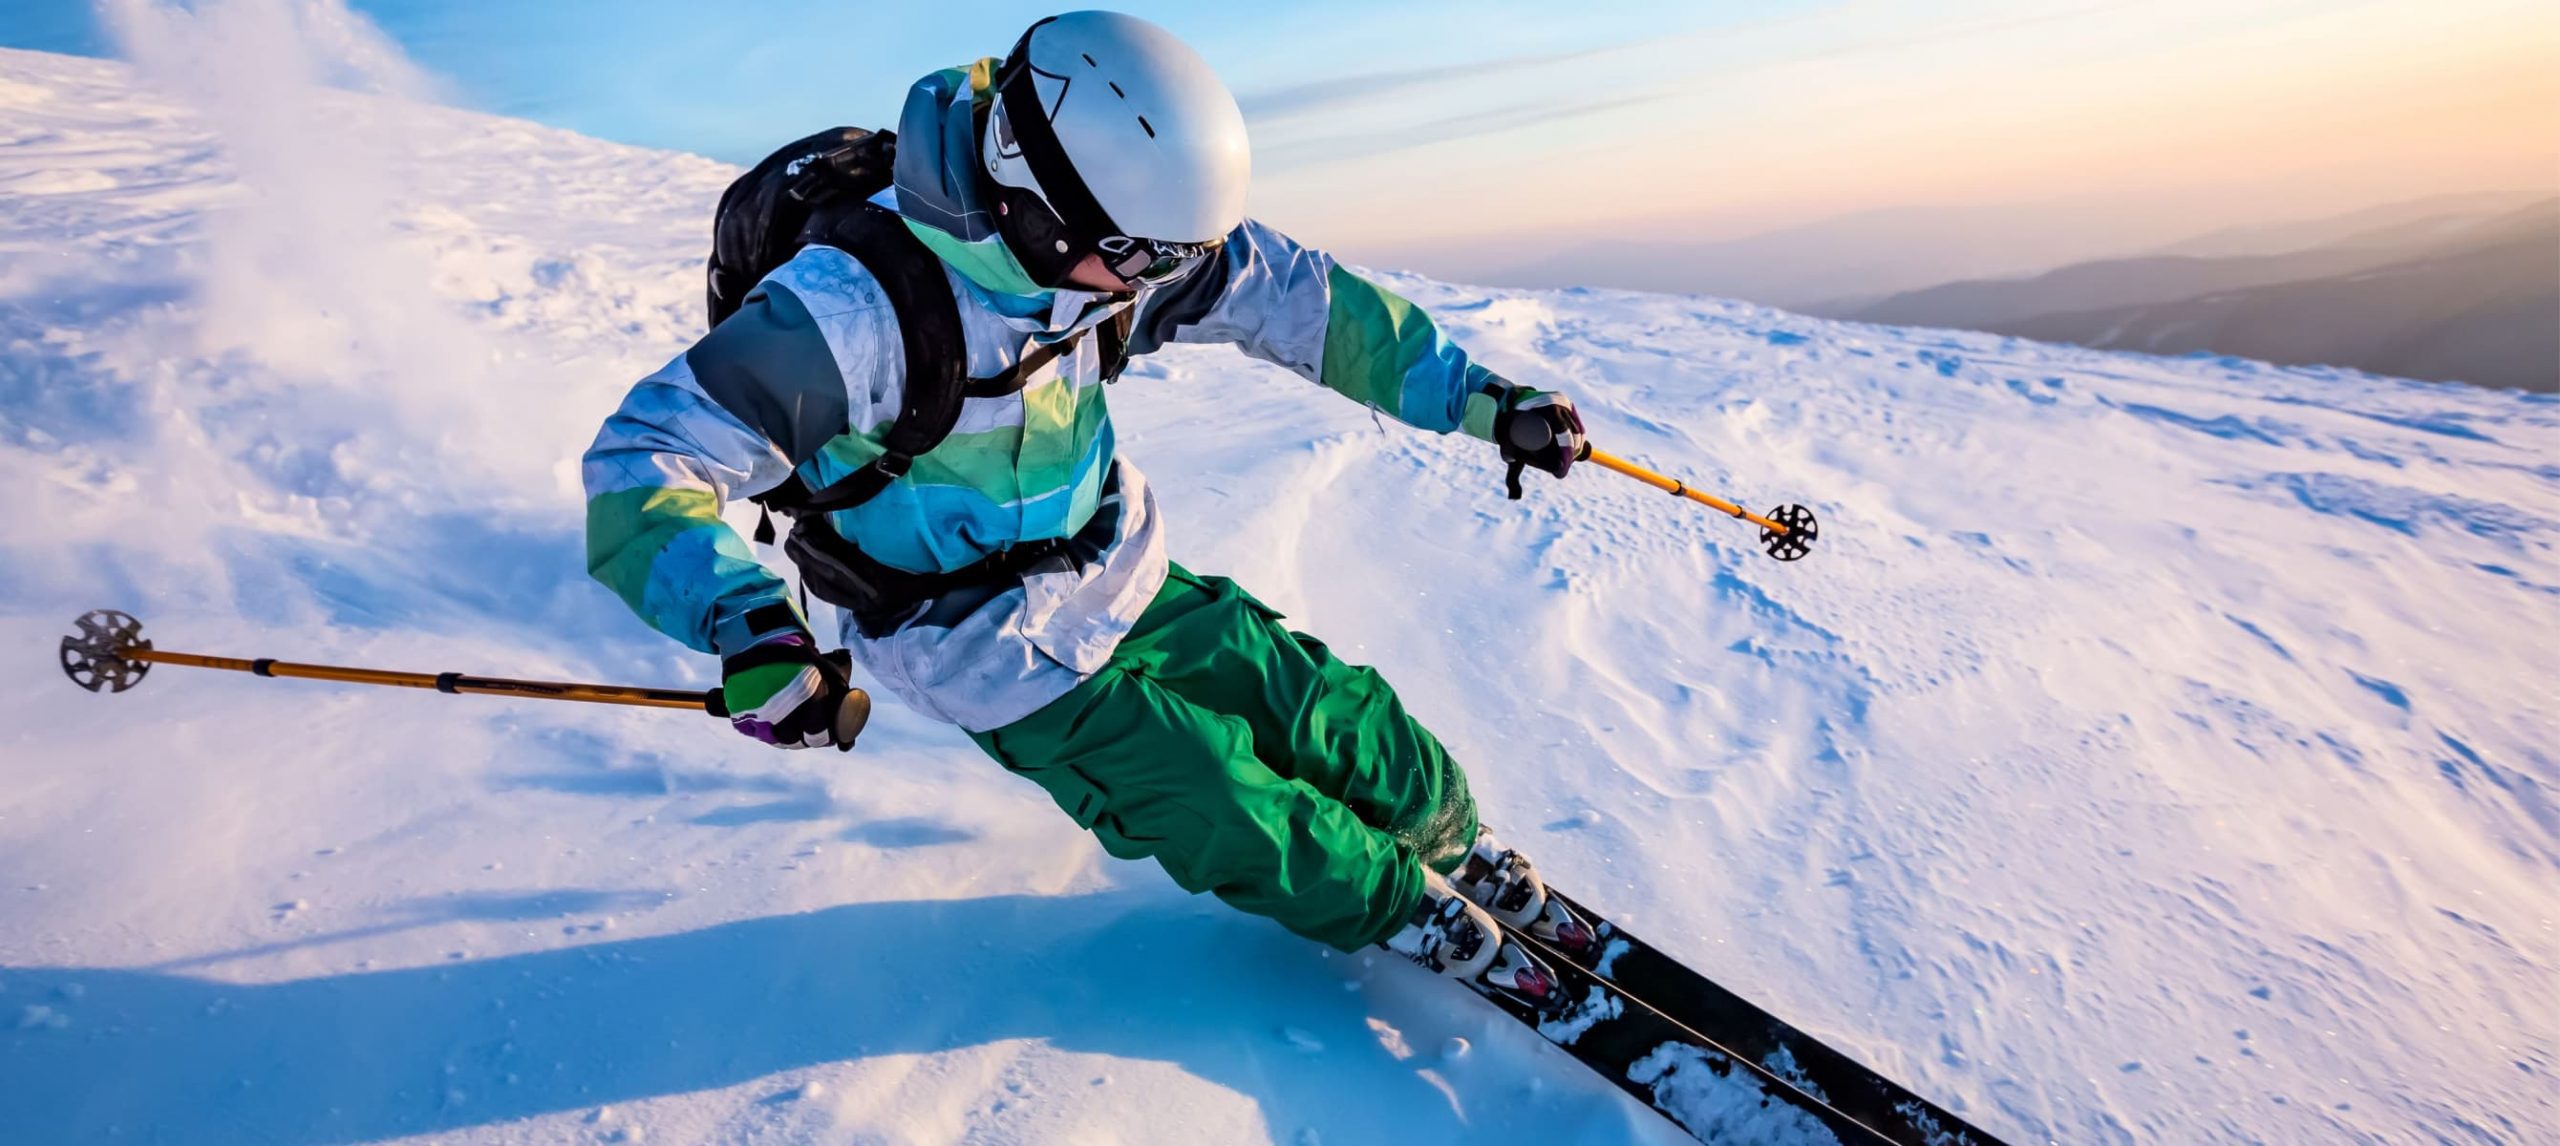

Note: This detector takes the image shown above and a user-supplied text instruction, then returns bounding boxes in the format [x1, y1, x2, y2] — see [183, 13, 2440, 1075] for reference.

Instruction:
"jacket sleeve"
[582, 252, 911, 657]
[581, 354, 804, 658]
[1127, 217, 1513, 440]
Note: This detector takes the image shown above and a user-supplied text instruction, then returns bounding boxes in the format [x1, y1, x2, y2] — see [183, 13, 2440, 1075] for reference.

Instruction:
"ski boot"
[1453, 827, 1598, 959]
[1384, 868, 1564, 1011]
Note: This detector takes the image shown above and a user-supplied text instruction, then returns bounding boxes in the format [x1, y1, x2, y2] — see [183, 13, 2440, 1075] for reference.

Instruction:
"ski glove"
[720, 626, 857, 751]
[1493, 388, 1586, 500]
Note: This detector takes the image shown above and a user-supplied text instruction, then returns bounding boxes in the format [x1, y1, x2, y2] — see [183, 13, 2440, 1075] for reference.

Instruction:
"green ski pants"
[970, 564, 1480, 951]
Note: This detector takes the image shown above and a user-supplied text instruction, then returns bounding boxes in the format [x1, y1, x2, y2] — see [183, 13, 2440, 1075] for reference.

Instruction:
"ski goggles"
[988, 178, 1219, 288]
[1095, 233, 1220, 287]
[989, 32, 1222, 290]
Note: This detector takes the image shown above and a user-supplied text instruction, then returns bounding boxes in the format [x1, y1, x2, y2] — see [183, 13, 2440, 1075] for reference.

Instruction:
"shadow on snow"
[0, 893, 1506, 1144]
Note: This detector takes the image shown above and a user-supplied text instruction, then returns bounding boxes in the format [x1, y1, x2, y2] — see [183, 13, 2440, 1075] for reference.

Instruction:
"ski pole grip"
[833, 688, 874, 752]
[700, 679, 867, 750]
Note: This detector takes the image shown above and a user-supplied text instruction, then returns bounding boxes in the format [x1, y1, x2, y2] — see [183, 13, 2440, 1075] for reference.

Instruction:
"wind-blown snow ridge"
[3, 29, 2555, 1146]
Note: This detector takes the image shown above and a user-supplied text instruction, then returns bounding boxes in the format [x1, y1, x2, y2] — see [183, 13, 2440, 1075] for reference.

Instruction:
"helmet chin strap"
[980, 115, 1094, 290]
[991, 25, 1124, 283]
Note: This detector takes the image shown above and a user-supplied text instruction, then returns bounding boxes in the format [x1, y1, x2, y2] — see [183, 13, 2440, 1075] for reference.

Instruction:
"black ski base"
[1454, 925, 1891, 1144]
[1540, 887, 2010, 1145]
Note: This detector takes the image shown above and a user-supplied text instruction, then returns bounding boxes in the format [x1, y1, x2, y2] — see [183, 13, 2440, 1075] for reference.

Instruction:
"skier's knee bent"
[970, 665, 1431, 951]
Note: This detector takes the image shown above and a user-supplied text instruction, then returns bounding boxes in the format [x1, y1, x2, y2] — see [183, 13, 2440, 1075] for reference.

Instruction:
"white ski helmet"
[981, 11, 1249, 288]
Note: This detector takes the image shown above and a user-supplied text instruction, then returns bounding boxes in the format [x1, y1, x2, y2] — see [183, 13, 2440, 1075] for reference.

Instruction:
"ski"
[1454, 924, 1898, 1144]
[1538, 887, 2008, 1145]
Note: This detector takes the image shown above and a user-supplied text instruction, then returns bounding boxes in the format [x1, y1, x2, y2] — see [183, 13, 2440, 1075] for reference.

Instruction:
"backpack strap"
[962, 304, 1130, 399]
[1097, 306, 1134, 382]
[965, 335, 1080, 399]
[781, 204, 971, 517]
[967, 304, 1141, 399]
[748, 225, 1142, 522]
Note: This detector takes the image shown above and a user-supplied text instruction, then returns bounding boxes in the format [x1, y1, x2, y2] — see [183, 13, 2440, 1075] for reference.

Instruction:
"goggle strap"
[995, 32, 1124, 253]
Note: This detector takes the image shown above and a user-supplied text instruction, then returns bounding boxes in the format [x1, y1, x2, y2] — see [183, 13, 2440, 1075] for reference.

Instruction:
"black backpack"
[704, 127, 1131, 529]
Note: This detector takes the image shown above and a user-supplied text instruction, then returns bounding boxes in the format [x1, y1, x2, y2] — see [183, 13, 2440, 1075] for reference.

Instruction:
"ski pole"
[55, 610, 872, 746]
[1578, 446, 1819, 561]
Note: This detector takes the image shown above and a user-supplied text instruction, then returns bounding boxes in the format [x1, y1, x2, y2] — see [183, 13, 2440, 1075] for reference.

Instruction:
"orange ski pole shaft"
[1581, 447, 1793, 534]
[57, 610, 874, 744]
[119, 647, 718, 710]
[1575, 446, 1821, 562]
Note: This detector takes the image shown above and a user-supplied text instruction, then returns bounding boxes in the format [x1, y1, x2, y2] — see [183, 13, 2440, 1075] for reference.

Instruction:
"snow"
[1630, 1043, 1839, 1146]
[1535, 985, 1624, 1046]
[2, 8, 2555, 1144]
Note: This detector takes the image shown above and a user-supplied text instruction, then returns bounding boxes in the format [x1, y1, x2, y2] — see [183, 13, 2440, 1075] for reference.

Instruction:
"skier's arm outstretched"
[582, 365, 796, 656]
[1129, 218, 1585, 485]
[580, 293, 883, 749]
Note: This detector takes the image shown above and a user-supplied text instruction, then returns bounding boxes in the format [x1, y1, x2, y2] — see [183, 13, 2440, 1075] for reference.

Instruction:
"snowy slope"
[4, 25, 2556, 1146]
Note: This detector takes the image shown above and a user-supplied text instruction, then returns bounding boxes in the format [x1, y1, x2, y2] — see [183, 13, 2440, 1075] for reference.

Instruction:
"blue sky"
[0, 0, 1786, 164]
[8, 1, 2552, 297]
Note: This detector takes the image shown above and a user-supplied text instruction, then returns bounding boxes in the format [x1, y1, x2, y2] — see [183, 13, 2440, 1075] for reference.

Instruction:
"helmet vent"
[1109, 81, 1125, 98]
[1137, 116, 1155, 139]
[1082, 53, 1098, 66]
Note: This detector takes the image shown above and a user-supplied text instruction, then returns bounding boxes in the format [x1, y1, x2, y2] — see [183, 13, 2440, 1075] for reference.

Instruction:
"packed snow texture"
[2, 6, 2555, 1143]
[1629, 1043, 1839, 1146]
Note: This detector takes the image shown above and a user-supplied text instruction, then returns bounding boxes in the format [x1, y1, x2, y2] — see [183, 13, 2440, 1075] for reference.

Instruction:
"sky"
[7, 0, 2556, 299]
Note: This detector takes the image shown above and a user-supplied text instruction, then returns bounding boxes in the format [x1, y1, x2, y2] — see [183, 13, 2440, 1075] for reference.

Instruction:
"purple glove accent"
[718, 625, 846, 751]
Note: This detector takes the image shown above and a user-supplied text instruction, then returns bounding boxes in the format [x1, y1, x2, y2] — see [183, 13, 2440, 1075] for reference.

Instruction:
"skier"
[582, 10, 1588, 985]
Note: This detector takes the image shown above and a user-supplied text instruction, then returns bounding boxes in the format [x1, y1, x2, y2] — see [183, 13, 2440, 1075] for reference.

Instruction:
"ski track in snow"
[2, 21, 2556, 1146]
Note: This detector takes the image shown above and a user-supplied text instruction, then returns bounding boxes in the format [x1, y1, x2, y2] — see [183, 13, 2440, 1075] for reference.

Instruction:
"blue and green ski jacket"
[581, 61, 1522, 731]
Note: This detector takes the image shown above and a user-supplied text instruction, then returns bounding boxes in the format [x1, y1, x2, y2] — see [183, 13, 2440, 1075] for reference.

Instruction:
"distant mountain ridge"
[1460, 200, 2218, 311]
[1834, 198, 2559, 392]
[2150, 190, 2548, 259]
